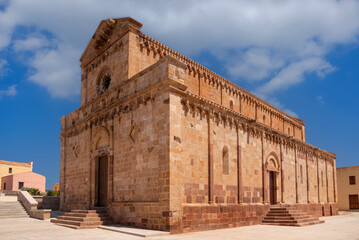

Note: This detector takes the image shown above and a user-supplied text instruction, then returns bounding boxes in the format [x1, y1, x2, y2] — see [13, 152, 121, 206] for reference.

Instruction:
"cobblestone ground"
[1, 212, 358, 240]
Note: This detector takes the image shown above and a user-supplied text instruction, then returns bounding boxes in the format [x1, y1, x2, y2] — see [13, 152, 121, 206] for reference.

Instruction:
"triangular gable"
[80, 17, 142, 67]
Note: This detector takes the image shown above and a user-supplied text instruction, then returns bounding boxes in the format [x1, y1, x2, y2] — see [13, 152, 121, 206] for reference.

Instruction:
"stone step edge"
[58, 216, 112, 222]
[51, 218, 113, 226]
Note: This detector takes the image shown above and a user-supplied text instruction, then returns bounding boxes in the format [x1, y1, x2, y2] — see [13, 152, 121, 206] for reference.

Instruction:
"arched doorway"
[266, 153, 280, 205]
[91, 127, 111, 207]
[95, 155, 108, 206]
[269, 171, 276, 205]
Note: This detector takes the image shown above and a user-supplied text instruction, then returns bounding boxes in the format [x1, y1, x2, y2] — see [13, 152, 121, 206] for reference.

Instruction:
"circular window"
[97, 67, 111, 95]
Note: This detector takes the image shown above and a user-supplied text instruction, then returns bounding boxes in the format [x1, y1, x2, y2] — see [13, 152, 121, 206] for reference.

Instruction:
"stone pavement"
[0, 212, 359, 240]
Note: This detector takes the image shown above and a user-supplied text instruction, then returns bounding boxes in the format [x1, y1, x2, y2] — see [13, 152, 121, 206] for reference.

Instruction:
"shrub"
[21, 187, 40, 196]
[46, 190, 60, 196]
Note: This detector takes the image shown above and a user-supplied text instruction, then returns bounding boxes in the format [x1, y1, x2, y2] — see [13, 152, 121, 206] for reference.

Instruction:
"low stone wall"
[171, 203, 338, 234]
[33, 196, 60, 210]
[30, 209, 51, 220]
[172, 204, 270, 234]
[107, 201, 168, 231]
[291, 203, 338, 218]
[18, 191, 38, 211]
[0, 190, 20, 196]
[18, 191, 52, 220]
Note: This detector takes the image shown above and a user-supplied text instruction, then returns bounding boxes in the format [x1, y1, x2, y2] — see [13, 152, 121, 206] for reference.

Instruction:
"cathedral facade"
[60, 17, 338, 233]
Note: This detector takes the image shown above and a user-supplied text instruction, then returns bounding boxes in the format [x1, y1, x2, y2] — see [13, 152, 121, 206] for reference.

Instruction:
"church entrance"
[95, 156, 108, 207]
[269, 171, 276, 205]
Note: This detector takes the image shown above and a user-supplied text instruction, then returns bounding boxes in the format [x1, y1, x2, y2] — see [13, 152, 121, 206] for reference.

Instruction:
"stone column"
[236, 124, 243, 204]
[333, 160, 337, 203]
[306, 151, 310, 203]
[59, 135, 66, 211]
[108, 155, 114, 203]
[325, 159, 329, 203]
[89, 123, 93, 208]
[276, 171, 280, 204]
[280, 140, 284, 203]
[295, 145, 298, 203]
[261, 132, 268, 203]
[110, 118, 115, 203]
[207, 112, 214, 204]
[317, 155, 320, 203]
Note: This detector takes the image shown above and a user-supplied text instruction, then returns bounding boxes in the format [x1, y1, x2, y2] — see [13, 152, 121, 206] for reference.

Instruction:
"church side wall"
[168, 93, 272, 233]
[167, 91, 338, 233]
[241, 129, 263, 204]
[282, 146, 296, 203]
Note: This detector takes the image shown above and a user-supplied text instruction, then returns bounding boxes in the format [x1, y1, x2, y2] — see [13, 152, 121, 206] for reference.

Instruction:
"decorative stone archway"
[265, 153, 280, 205]
[90, 126, 113, 208]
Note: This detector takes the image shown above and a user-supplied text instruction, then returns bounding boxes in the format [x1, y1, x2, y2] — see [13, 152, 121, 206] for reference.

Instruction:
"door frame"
[269, 171, 277, 205]
[95, 155, 109, 207]
[90, 150, 112, 208]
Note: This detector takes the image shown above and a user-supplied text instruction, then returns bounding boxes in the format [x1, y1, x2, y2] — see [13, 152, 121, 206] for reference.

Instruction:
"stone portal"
[95, 156, 108, 207]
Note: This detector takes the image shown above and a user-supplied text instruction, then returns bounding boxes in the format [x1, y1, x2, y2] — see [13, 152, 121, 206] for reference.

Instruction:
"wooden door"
[349, 195, 359, 209]
[269, 171, 276, 205]
[95, 156, 108, 207]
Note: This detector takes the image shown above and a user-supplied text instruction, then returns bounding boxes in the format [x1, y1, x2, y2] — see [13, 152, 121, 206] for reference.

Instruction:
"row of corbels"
[63, 92, 157, 138]
[181, 95, 335, 161]
[139, 33, 302, 128]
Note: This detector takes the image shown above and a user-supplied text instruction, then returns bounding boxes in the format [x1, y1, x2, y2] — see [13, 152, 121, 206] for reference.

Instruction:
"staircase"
[51, 208, 113, 229]
[0, 201, 29, 218]
[262, 205, 325, 226]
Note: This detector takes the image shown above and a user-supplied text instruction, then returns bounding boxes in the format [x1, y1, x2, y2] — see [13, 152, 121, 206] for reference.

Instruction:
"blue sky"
[0, 0, 359, 189]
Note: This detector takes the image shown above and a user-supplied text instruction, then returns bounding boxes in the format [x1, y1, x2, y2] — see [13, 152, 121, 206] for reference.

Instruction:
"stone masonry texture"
[60, 17, 338, 233]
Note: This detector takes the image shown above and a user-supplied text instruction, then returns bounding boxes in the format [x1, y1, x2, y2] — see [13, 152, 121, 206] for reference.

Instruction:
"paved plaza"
[0, 212, 358, 240]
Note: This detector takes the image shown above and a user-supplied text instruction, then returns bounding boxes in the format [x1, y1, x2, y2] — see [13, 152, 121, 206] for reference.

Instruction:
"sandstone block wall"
[60, 17, 338, 234]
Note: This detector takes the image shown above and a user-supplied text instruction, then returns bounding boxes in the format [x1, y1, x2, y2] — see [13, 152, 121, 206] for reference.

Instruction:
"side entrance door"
[349, 195, 359, 209]
[269, 171, 276, 205]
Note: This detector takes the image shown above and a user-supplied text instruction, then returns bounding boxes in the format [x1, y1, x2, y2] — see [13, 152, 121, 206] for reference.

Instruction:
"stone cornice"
[138, 33, 304, 128]
[81, 17, 142, 68]
[180, 93, 336, 161]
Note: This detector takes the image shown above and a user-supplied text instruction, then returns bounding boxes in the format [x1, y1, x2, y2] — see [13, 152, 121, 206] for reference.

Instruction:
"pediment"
[80, 17, 142, 66]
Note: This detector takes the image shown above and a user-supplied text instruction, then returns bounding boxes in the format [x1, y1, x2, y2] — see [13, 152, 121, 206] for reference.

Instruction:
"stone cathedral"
[59, 17, 338, 233]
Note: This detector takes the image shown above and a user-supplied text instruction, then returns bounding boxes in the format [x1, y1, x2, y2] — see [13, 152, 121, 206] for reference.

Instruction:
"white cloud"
[227, 48, 284, 81]
[257, 57, 335, 96]
[0, 84, 17, 97]
[317, 96, 325, 104]
[0, 0, 358, 101]
[266, 97, 298, 118]
[28, 44, 81, 98]
[13, 35, 52, 51]
[0, 59, 8, 77]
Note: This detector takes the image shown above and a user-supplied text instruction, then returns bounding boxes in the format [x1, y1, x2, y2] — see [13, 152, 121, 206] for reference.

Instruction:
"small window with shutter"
[349, 176, 356, 185]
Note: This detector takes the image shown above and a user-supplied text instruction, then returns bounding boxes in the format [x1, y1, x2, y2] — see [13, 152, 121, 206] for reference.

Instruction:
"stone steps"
[262, 205, 324, 227]
[51, 208, 113, 229]
[0, 201, 29, 218]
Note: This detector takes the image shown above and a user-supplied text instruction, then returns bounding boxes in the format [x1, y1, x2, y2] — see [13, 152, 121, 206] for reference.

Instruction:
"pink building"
[2, 172, 46, 193]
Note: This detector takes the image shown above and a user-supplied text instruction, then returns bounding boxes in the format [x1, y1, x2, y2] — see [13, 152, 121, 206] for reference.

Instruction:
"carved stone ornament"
[129, 121, 140, 142]
[72, 144, 80, 158]
[97, 66, 111, 95]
